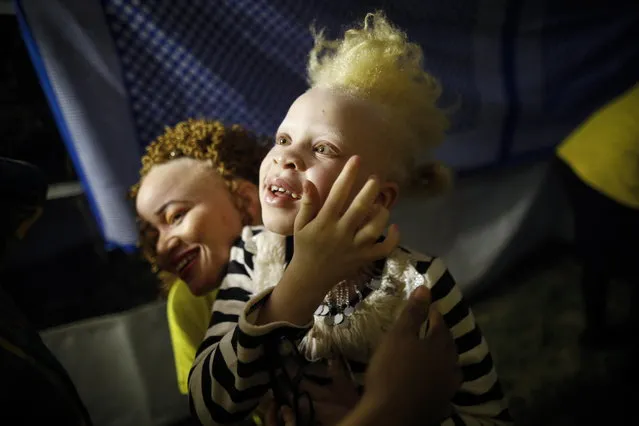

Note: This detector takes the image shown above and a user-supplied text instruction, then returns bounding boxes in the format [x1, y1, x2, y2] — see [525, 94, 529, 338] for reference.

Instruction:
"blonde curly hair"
[308, 11, 451, 193]
[129, 118, 270, 282]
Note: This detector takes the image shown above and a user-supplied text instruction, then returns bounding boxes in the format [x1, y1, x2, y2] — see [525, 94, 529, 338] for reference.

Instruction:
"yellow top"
[167, 279, 217, 395]
[166, 281, 263, 425]
[557, 82, 639, 209]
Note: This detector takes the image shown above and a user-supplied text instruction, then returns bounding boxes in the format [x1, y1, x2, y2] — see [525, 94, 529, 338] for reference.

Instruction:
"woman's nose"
[156, 232, 180, 258]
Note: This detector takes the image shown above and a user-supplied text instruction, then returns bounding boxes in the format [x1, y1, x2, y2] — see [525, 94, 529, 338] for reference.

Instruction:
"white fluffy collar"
[243, 227, 431, 363]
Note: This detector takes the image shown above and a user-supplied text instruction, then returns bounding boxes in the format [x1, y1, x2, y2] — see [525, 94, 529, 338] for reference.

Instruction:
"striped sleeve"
[420, 257, 513, 426]
[188, 239, 311, 426]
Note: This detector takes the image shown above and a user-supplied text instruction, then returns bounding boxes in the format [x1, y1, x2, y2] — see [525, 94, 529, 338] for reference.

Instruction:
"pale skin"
[257, 155, 400, 327]
[137, 87, 459, 424]
[256, 87, 401, 328]
[136, 154, 460, 425]
[135, 158, 261, 295]
[254, 87, 407, 425]
[259, 87, 399, 236]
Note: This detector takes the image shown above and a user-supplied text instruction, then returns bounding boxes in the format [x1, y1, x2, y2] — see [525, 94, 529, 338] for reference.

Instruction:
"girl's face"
[259, 87, 398, 236]
[136, 158, 259, 295]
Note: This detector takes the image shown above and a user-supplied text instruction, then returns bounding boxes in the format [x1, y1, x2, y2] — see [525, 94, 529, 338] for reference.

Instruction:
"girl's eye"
[276, 136, 290, 146]
[167, 210, 186, 225]
[314, 144, 336, 155]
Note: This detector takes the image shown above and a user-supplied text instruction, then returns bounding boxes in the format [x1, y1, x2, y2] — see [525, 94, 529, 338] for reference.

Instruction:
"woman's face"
[136, 158, 258, 295]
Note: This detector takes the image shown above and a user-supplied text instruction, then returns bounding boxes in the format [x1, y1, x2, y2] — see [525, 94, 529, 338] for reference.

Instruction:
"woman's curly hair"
[129, 118, 270, 279]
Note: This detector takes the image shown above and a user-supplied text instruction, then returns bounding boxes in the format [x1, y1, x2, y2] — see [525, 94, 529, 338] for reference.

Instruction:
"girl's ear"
[377, 181, 399, 209]
[235, 180, 261, 225]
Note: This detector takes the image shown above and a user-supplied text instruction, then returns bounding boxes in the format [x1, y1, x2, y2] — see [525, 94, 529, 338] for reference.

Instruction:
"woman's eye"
[167, 211, 186, 225]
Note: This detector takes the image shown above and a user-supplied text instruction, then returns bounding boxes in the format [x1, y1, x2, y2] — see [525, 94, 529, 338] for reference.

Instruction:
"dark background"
[1, 13, 159, 330]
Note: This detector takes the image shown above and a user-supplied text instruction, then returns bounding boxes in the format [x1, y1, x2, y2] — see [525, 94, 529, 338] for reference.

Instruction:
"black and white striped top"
[189, 226, 512, 425]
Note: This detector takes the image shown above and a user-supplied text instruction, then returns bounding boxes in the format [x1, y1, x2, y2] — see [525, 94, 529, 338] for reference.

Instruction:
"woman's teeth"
[177, 252, 197, 272]
[270, 185, 301, 199]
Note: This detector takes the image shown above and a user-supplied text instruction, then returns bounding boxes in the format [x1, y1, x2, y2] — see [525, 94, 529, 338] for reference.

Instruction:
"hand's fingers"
[353, 205, 390, 246]
[426, 309, 458, 361]
[311, 401, 353, 426]
[452, 363, 463, 392]
[280, 406, 296, 426]
[425, 305, 446, 339]
[393, 285, 432, 334]
[298, 360, 358, 404]
[367, 224, 400, 260]
[319, 156, 360, 220]
[327, 358, 359, 404]
[327, 357, 356, 392]
[299, 380, 332, 401]
[294, 181, 320, 232]
[341, 176, 380, 229]
[265, 401, 278, 426]
[426, 309, 463, 397]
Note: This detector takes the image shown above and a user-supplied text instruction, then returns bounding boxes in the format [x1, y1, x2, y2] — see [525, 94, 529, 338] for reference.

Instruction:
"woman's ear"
[377, 181, 399, 209]
[235, 180, 261, 225]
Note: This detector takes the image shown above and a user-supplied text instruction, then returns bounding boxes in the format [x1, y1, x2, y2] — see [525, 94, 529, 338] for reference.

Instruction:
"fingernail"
[412, 285, 428, 301]
[281, 406, 293, 422]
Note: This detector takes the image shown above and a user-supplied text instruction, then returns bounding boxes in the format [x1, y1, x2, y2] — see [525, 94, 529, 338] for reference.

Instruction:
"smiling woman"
[129, 118, 268, 395]
[135, 158, 245, 294]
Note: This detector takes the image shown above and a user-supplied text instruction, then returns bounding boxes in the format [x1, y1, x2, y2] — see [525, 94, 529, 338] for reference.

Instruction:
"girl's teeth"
[269, 185, 301, 200]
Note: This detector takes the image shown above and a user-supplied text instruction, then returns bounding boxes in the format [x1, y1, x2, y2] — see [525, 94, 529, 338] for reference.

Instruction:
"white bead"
[314, 305, 326, 316]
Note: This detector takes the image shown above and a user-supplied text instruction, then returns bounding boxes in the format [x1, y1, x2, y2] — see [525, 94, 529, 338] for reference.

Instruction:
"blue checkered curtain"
[102, 0, 496, 166]
[101, 0, 639, 168]
[102, 0, 313, 144]
[17, 0, 639, 248]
